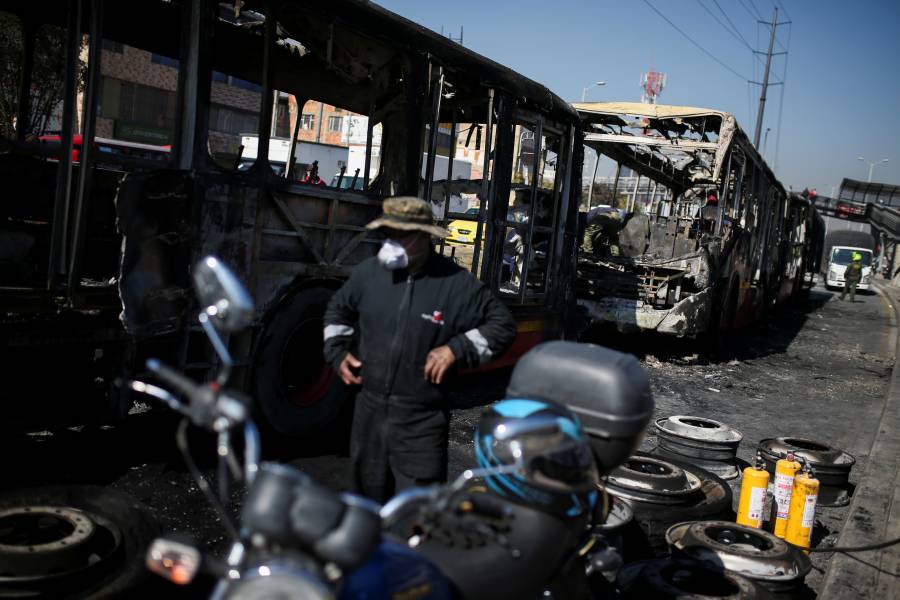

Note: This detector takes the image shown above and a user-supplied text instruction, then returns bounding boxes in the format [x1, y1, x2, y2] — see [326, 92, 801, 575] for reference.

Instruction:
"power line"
[749, 0, 766, 20]
[712, 0, 755, 51]
[695, 0, 753, 53]
[643, 0, 749, 81]
[737, 0, 763, 20]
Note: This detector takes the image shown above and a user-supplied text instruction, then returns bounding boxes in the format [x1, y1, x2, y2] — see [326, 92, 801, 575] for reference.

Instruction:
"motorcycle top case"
[505, 341, 653, 475]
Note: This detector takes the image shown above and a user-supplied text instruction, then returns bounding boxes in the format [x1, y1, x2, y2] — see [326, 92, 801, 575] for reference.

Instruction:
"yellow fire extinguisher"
[737, 452, 770, 529]
[785, 462, 819, 551]
[773, 452, 801, 538]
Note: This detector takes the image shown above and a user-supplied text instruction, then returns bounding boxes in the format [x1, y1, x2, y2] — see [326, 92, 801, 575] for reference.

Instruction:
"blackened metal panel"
[116, 171, 195, 338]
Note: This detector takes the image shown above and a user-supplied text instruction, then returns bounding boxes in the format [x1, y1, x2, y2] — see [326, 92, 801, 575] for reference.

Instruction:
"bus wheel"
[252, 287, 351, 438]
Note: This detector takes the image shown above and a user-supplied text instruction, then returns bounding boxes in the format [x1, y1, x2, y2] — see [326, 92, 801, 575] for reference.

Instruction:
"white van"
[826, 246, 874, 290]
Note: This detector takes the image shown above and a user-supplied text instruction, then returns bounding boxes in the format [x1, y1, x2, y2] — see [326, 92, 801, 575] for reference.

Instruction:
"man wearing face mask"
[323, 196, 516, 502]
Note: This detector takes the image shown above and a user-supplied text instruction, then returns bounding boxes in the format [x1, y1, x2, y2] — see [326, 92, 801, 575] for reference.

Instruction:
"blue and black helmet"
[474, 398, 599, 518]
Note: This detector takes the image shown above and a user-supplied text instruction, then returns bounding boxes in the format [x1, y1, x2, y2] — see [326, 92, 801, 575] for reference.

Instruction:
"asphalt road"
[590, 283, 894, 594]
[1, 283, 892, 597]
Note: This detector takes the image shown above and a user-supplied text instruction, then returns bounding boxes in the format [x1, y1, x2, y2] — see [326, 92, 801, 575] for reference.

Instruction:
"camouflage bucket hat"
[366, 196, 450, 238]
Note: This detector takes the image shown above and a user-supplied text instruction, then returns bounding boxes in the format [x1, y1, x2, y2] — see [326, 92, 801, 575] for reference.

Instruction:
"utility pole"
[753, 8, 777, 149]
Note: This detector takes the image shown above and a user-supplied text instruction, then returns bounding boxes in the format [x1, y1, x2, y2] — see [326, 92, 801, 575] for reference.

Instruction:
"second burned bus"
[573, 102, 813, 340]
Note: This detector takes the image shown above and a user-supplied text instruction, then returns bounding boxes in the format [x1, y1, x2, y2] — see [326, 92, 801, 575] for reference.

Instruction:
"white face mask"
[377, 238, 409, 270]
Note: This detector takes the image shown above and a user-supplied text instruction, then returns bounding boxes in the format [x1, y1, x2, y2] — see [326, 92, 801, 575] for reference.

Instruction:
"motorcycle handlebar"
[143, 359, 247, 431]
[146, 359, 203, 401]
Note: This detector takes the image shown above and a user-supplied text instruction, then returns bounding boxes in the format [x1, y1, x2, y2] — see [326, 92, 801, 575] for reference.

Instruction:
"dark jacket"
[323, 252, 516, 402]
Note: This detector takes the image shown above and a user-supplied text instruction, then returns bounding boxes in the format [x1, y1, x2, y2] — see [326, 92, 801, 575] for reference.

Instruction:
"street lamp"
[581, 81, 606, 103]
[858, 156, 889, 183]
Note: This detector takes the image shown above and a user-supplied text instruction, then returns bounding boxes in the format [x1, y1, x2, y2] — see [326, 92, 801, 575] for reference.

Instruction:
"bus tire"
[252, 287, 352, 438]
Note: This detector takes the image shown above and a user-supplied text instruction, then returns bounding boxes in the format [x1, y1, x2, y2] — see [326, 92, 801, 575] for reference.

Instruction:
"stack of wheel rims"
[654, 416, 744, 480]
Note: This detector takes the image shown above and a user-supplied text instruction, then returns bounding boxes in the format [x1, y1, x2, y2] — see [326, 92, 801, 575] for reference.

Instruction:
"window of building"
[208, 66, 261, 170]
[327, 116, 342, 132]
[301, 114, 315, 130]
[209, 105, 260, 135]
[99, 78, 177, 145]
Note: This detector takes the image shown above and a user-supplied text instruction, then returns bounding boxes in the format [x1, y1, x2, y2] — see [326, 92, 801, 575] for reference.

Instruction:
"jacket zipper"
[384, 274, 414, 395]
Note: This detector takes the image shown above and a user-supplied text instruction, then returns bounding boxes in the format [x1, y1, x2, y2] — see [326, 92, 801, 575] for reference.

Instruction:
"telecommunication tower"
[640, 70, 667, 104]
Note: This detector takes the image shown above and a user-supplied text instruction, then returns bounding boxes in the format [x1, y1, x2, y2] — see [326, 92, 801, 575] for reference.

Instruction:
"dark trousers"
[350, 389, 450, 503]
[840, 279, 860, 301]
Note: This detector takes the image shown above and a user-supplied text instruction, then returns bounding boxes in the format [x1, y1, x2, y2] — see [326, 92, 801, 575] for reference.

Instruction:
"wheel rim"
[605, 456, 704, 505]
[0, 505, 123, 588]
[667, 520, 811, 590]
[758, 437, 855, 506]
[280, 316, 335, 408]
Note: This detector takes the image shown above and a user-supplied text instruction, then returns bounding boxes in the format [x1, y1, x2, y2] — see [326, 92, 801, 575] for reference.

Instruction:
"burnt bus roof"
[268, 0, 579, 123]
[575, 101, 785, 197]
[8, 0, 577, 124]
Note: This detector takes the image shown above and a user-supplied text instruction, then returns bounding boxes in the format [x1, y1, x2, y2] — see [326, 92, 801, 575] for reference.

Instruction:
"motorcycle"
[133, 255, 654, 599]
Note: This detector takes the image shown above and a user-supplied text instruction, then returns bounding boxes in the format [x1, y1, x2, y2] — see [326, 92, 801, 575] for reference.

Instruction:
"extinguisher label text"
[749, 486, 766, 521]
[802, 494, 817, 528]
[774, 473, 794, 519]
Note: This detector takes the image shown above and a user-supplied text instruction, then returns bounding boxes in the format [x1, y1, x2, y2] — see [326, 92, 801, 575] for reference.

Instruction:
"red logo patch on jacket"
[422, 310, 444, 325]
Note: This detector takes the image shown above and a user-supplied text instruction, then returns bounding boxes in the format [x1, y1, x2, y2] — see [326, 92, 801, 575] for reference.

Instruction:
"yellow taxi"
[445, 207, 480, 245]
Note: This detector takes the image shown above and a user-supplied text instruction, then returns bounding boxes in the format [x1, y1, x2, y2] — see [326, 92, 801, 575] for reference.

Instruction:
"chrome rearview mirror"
[193, 256, 254, 333]
[193, 256, 254, 385]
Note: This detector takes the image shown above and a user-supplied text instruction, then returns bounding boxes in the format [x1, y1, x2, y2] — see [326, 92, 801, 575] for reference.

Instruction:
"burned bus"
[0, 0, 582, 435]
[574, 102, 807, 339]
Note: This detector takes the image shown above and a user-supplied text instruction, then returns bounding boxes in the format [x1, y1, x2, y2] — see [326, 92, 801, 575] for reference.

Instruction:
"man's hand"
[424, 345, 456, 385]
[338, 352, 363, 386]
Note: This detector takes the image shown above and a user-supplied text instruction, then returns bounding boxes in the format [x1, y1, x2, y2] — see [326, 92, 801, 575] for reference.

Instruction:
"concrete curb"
[819, 280, 900, 598]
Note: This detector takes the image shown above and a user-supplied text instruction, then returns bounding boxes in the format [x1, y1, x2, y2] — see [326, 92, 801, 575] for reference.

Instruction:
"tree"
[0, 12, 83, 139]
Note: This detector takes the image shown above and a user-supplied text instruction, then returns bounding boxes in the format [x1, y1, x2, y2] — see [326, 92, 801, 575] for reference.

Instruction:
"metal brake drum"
[0, 505, 123, 588]
[603, 455, 705, 506]
[617, 558, 774, 599]
[757, 437, 855, 507]
[655, 416, 743, 480]
[666, 521, 811, 595]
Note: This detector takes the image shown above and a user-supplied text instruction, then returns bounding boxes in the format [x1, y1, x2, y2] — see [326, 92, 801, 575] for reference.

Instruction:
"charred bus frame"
[574, 102, 808, 338]
[0, 0, 581, 434]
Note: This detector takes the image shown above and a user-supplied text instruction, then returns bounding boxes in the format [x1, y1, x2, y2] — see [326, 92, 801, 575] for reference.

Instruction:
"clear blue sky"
[376, 0, 900, 196]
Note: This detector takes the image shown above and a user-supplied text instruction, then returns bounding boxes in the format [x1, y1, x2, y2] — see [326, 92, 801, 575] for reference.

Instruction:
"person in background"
[323, 196, 516, 502]
[840, 252, 863, 302]
[302, 160, 325, 185]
